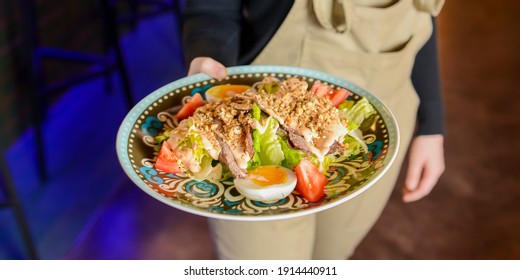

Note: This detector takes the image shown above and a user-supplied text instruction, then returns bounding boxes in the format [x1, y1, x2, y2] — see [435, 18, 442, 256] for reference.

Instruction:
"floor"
[1, 0, 519, 260]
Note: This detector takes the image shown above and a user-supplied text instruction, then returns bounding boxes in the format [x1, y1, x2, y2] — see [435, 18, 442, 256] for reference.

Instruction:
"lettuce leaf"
[280, 138, 305, 169]
[338, 97, 376, 131]
[342, 134, 364, 158]
[248, 117, 285, 169]
[252, 103, 262, 121]
[308, 154, 335, 173]
[185, 124, 208, 164]
[191, 155, 220, 181]
[257, 81, 280, 94]
[171, 120, 213, 176]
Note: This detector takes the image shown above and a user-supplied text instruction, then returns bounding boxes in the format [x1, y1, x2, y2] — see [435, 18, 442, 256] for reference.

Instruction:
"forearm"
[411, 18, 445, 136]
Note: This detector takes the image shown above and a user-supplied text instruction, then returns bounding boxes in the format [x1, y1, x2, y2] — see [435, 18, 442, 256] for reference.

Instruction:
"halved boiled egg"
[205, 84, 251, 103]
[234, 166, 297, 203]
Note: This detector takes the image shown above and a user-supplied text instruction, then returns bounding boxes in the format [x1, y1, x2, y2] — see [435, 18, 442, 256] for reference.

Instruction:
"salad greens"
[156, 83, 377, 178]
[279, 136, 305, 169]
[248, 96, 376, 173]
[338, 97, 375, 131]
[249, 117, 285, 169]
[338, 97, 376, 157]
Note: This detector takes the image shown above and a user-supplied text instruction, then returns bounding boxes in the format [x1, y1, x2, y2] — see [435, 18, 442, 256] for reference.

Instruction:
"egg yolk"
[249, 166, 288, 186]
[206, 85, 251, 99]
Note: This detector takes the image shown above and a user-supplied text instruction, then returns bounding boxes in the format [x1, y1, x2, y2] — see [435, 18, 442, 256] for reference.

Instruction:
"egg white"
[205, 90, 223, 103]
[234, 166, 297, 203]
[205, 85, 235, 103]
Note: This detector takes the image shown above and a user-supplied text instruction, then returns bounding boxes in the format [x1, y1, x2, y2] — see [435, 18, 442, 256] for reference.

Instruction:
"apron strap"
[312, 0, 356, 33]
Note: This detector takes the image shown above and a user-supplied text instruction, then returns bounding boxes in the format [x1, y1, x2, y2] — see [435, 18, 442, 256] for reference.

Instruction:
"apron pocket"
[352, 0, 418, 53]
[300, 31, 419, 105]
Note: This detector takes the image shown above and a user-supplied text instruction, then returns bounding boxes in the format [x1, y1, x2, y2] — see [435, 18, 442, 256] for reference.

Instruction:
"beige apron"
[209, 0, 444, 259]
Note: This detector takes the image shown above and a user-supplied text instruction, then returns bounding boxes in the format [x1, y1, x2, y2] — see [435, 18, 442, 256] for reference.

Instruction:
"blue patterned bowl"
[116, 65, 399, 221]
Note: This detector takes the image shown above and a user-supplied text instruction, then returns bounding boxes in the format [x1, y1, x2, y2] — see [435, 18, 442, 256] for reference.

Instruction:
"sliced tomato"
[155, 141, 181, 174]
[311, 82, 351, 107]
[310, 81, 333, 97]
[310, 80, 322, 93]
[174, 93, 206, 120]
[294, 158, 328, 202]
[329, 88, 351, 107]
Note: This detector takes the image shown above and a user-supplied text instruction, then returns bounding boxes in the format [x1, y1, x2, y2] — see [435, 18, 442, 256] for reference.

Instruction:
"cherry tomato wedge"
[310, 81, 350, 107]
[310, 81, 333, 97]
[155, 141, 181, 174]
[329, 88, 351, 107]
[294, 158, 327, 202]
[174, 93, 206, 120]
